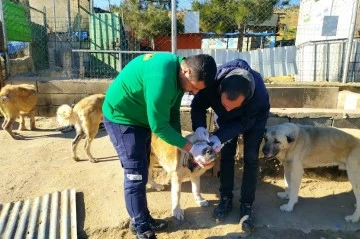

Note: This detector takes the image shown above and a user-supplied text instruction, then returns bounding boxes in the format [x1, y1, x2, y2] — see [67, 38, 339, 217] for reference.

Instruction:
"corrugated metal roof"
[0, 189, 77, 239]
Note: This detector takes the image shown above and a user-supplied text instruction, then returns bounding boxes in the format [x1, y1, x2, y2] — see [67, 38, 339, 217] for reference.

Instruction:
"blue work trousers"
[103, 117, 152, 233]
[219, 120, 267, 204]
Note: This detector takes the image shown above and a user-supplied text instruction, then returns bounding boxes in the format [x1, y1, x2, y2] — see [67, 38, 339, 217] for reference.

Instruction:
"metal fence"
[0, 0, 359, 82]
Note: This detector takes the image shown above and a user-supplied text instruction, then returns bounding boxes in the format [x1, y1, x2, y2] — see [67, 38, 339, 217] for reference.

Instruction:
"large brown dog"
[148, 132, 217, 220]
[0, 84, 37, 139]
[56, 94, 105, 163]
[262, 123, 360, 223]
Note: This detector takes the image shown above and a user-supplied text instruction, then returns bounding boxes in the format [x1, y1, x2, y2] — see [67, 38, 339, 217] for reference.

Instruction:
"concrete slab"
[266, 116, 289, 126]
[85, 80, 111, 94]
[271, 108, 360, 119]
[37, 93, 52, 106]
[267, 87, 304, 108]
[337, 90, 360, 110]
[333, 118, 360, 129]
[290, 117, 333, 127]
[37, 80, 89, 94]
[37, 105, 57, 117]
[303, 87, 338, 109]
[50, 93, 89, 106]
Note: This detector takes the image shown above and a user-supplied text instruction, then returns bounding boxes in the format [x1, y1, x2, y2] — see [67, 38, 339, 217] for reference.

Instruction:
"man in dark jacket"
[191, 59, 270, 232]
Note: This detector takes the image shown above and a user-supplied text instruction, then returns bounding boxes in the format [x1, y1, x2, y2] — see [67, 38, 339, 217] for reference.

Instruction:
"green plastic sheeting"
[88, 13, 128, 77]
[4, 0, 31, 42]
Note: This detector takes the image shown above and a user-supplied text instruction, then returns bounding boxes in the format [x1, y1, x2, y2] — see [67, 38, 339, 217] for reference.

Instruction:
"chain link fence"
[0, 0, 359, 82]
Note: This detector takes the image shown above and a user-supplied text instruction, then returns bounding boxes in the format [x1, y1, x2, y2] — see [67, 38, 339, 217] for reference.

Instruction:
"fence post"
[0, 0, 9, 81]
[68, 0, 72, 39]
[171, 0, 177, 54]
[342, 0, 359, 83]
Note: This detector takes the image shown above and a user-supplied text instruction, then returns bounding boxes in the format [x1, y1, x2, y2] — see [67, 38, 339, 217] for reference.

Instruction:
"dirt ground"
[1, 117, 360, 239]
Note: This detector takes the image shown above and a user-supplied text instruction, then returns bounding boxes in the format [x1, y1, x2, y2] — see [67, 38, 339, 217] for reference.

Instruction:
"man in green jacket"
[102, 52, 217, 239]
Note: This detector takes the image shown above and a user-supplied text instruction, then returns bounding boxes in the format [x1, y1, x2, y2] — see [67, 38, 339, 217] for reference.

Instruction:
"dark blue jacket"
[191, 59, 270, 143]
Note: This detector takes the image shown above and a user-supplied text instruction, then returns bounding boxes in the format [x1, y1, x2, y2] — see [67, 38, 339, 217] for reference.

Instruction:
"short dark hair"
[220, 75, 251, 101]
[183, 54, 217, 87]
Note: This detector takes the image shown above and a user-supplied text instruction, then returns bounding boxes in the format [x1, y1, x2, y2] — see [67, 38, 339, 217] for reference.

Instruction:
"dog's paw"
[149, 183, 165, 191]
[345, 214, 360, 223]
[73, 157, 80, 161]
[195, 197, 209, 207]
[90, 158, 98, 163]
[280, 203, 294, 212]
[12, 133, 25, 140]
[172, 207, 184, 221]
[277, 192, 290, 199]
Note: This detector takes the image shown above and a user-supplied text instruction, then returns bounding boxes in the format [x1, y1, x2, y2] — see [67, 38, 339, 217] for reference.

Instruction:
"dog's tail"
[57, 104, 77, 126]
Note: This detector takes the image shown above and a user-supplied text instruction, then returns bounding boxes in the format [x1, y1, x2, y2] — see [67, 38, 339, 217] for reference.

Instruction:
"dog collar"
[182, 153, 214, 172]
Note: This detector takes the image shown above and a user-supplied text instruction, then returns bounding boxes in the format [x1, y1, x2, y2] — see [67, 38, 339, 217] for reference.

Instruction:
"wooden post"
[0, 21, 5, 89]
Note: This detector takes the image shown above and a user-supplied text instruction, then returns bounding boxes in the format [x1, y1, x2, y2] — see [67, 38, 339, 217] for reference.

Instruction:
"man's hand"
[189, 144, 208, 168]
[209, 135, 222, 153]
[195, 127, 210, 142]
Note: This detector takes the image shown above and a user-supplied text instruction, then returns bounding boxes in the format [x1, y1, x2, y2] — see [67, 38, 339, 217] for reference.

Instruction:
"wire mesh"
[1, 0, 359, 82]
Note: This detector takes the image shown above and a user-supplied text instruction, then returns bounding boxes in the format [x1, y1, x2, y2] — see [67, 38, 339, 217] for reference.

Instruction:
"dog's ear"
[286, 134, 295, 143]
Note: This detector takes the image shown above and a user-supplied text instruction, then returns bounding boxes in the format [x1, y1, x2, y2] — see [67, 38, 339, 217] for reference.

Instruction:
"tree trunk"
[237, 25, 244, 52]
[151, 37, 155, 50]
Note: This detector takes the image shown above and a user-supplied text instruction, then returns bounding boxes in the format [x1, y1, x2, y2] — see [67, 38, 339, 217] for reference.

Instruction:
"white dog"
[148, 132, 217, 220]
[262, 123, 360, 223]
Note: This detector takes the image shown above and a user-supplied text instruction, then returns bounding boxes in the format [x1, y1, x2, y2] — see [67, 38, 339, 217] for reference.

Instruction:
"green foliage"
[192, 0, 278, 34]
[119, 0, 183, 40]
[276, 5, 299, 40]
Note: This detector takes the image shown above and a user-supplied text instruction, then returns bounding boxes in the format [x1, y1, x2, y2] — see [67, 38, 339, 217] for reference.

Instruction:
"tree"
[138, 0, 179, 10]
[117, 0, 183, 49]
[192, 0, 279, 50]
[192, 0, 278, 33]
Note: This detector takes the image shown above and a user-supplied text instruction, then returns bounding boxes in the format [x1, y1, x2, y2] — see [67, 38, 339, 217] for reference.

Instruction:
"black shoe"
[135, 230, 157, 239]
[240, 203, 255, 232]
[212, 196, 233, 222]
[130, 217, 168, 234]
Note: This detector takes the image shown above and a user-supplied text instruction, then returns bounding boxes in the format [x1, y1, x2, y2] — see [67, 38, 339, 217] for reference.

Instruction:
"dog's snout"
[262, 145, 269, 155]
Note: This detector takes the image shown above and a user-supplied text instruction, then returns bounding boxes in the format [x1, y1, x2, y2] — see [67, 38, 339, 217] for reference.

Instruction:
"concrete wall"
[6, 79, 111, 116]
[5, 78, 356, 116]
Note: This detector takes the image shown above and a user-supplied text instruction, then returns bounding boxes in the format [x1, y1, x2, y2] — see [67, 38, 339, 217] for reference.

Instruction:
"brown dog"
[0, 84, 37, 139]
[148, 132, 217, 220]
[56, 94, 105, 163]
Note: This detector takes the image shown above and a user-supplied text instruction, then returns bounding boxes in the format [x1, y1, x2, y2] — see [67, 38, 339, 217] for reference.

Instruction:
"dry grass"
[264, 75, 296, 83]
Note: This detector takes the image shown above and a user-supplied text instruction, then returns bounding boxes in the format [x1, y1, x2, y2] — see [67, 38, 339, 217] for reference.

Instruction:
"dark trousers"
[219, 120, 267, 205]
[103, 117, 152, 233]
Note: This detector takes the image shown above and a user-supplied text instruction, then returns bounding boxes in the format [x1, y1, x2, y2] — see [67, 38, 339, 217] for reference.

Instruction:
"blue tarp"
[8, 41, 29, 54]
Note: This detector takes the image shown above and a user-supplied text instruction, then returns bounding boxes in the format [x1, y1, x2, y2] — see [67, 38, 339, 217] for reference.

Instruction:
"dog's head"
[262, 123, 297, 161]
[186, 133, 217, 166]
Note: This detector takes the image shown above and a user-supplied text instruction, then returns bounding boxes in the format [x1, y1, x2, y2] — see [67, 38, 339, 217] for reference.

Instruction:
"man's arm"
[214, 115, 256, 143]
[190, 89, 211, 131]
[145, 73, 187, 148]
[169, 92, 183, 133]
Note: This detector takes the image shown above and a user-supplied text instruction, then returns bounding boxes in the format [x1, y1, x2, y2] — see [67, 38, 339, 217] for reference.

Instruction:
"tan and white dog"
[262, 123, 360, 223]
[148, 132, 217, 220]
[56, 94, 105, 163]
[0, 84, 37, 139]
